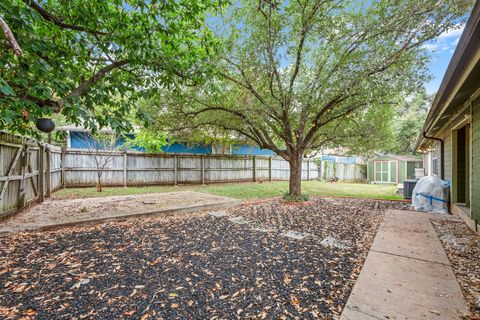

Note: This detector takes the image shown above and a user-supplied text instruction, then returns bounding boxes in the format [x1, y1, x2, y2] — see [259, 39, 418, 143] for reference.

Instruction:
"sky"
[423, 25, 466, 95]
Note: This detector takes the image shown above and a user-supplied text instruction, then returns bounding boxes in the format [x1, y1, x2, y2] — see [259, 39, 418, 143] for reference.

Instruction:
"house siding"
[472, 97, 480, 222]
[231, 145, 275, 156]
[68, 132, 275, 156]
[424, 134, 450, 181]
[443, 127, 453, 182]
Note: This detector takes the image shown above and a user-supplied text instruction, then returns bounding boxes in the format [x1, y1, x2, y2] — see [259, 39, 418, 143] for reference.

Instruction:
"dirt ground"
[0, 191, 236, 233]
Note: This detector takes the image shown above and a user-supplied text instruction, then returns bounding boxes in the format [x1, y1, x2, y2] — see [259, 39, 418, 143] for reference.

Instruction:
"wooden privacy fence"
[0, 132, 62, 218]
[320, 161, 366, 182]
[1, 131, 367, 218]
[63, 149, 320, 187]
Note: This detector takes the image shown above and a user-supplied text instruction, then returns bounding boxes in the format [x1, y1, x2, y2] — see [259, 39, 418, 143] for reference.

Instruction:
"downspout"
[422, 131, 444, 180]
[422, 131, 450, 213]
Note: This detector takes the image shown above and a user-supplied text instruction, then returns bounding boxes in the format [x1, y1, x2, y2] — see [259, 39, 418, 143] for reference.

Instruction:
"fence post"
[123, 151, 128, 188]
[17, 144, 27, 209]
[269, 157, 273, 181]
[38, 145, 45, 202]
[45, 148, 51, 197]
[201, 155, 205, 184]
[61, 148, 66, 188]
[174, 155, 178, 185]
[253, 156, 257, 182]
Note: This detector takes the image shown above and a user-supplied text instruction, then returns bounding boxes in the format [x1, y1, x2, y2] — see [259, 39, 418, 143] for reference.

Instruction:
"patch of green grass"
[282, 192, 310, 202]
[53, 181, 403, 201]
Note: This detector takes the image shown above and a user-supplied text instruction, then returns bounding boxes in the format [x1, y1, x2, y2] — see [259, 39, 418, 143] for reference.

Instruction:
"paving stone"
[320, 236, 351, 249]
[209, 211, 227, 218]
[253, 226, 275, 232]
[228, 216, 250, 224]
[281, 230, 309, 240]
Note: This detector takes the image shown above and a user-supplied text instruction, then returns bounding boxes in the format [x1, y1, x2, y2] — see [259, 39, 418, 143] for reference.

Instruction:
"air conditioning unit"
[403, 179, 418, 199]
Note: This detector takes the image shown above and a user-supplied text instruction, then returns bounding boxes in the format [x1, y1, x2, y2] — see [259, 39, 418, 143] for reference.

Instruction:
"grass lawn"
[53, 181, 403, 201]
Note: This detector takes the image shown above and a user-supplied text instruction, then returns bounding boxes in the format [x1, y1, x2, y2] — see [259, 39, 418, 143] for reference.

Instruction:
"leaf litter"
[432, 219, 480, 319]
[0, 197, 411, 319]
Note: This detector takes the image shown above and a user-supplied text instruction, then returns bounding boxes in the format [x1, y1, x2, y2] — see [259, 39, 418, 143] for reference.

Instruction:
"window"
[375, 161, 390, 182]
[431, 146, 438, 176]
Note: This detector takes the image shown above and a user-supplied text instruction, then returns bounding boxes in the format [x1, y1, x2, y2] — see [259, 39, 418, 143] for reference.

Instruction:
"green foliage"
[53, 181, 403, 201]
[0, 0, 222, 136]
[86, 131, 120, 151]
[388, 91, 432, 154]
[148, 0, 471, 196]
[282, 192, 310, 202]
[125, 131, 168, 153]
[150, 0, 470, 160]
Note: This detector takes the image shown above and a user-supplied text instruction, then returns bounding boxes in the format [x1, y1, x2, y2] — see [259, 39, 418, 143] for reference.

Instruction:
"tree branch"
[22, 0, 107, 35]
[0, 16, 23, 56]
[58, 60, 129, 111]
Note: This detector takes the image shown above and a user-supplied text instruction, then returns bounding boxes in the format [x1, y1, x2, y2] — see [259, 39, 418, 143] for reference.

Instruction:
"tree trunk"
[288, 154, 303, 197]
[96, 171, 102, 192]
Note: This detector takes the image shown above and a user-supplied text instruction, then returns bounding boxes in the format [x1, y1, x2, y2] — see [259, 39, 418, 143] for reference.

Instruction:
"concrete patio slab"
[0, 192, 240, 235]
[341, 209, 469, 320]
[371, 210, 451, 264]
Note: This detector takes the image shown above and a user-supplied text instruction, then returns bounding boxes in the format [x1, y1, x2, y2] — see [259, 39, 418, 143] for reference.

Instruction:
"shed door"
[375, 161, 390, 182]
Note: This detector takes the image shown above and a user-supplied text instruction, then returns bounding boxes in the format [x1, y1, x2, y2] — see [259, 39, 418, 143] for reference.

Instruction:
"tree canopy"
[142, 0, 472, 196]
[388, 91, 432, 154]
[0, 0, 221, 136]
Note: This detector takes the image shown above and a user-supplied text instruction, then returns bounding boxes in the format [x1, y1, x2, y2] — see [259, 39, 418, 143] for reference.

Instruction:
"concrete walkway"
[341, 210, 469, 320]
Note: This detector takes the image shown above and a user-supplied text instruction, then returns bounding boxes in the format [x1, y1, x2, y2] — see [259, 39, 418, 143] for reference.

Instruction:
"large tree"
[389, 91, 432, 154]
[0, 0, 220, 135]
[151, 0, 471, 197]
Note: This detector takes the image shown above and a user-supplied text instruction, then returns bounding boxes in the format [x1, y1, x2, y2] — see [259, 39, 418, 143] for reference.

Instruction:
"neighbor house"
[416, 2, 480, 232]
[56, 125, 276, 156]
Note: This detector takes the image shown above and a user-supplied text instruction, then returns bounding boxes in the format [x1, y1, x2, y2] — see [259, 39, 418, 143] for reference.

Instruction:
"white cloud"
[422, 43, 438, 51]
[438, 24, 465, 39]
[424, 24, 465, 54]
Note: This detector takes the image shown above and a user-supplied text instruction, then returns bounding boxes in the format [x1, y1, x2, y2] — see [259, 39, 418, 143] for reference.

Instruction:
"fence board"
[2, 131, 366, 219]
[61, 150, 362, 186]
[0, 132, 60, 218]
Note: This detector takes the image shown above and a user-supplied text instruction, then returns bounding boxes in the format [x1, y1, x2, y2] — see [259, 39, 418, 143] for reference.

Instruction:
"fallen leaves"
[0, 197, 403, 318]
[433, 220, 480, 318]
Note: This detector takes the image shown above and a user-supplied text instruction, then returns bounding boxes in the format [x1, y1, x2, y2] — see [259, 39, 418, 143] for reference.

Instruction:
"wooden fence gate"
[0, 132, 62, 219]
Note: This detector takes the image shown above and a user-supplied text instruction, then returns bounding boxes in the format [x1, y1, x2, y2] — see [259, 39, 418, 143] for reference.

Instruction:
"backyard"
[52, 181, 403, 201]
[0, 197, 409, 319]
[1, 191, 479, 319]
[1, 0, 479, 319]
